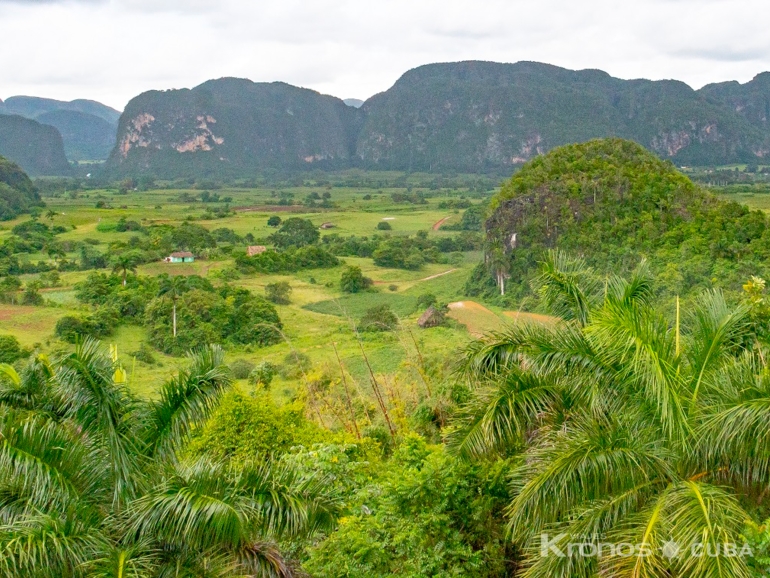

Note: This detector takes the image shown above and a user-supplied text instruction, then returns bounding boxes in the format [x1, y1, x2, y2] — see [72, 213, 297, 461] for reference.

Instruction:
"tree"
[270, 218, 320, 249]
[0, 340, 339, 576]
[267, 215, 282, 227]
[157, 275, 188, 338]
[452, 251, 766, 577]
[265, 281, 292, 304]
[376, 221, 392, 230]
[359, 304, 398, 332]
[340, 265, 373, 293]
[111, 251, 141, 287]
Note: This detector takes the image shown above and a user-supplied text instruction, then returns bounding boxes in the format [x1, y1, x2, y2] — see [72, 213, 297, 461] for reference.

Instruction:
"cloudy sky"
[1, 0, 769, 111]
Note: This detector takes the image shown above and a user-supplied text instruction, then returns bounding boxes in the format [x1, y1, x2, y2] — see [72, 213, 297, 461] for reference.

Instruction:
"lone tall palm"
[0, 340, 339, 577]
[453, 251, 767, 577]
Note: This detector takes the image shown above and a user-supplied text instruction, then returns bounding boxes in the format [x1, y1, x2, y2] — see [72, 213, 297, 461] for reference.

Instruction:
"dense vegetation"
[471, 138, 770, 304]
[0, 116, 71, 176]
[104, 61, 770, 179]
[0, 156, 43, 220]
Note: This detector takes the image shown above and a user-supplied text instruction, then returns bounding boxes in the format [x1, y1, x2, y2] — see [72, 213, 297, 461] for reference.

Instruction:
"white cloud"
[0, 0, 769, 110]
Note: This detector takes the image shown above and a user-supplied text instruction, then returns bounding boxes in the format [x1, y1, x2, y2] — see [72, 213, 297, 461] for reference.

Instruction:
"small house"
[417, 306, 445, 329]
[247, 245, 267, 256]
[166, 251, 194, 263]
[320, 222, 336, 229]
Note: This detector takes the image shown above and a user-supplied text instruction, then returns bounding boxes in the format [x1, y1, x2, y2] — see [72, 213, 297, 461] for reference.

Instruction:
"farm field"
[0, 176, 497, 400]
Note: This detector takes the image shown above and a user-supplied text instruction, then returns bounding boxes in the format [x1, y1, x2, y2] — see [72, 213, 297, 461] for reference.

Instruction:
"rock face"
[0, 96, 120, 161]
[105, 78, 361, 177]
[0, 115, 72, 176]
[104, 61, 770, 178]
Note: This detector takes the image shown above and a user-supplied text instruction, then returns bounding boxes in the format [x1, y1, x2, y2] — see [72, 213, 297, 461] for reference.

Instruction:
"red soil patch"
[432, 216, 452, 230]
[502, 311, 560, 325]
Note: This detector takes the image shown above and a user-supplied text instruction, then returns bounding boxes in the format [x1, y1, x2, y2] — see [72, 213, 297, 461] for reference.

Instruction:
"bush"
[388, 284, 398, 291]
[0, 335, 27, 363]
[265, 281, 292, 305]
[340, 265, 373, 293]
[416, 293, 437, 309]
[229, 359, 256, 380]
[359, 304, 399, 332]
[20, 286, 43, 306]
[376, 221, 392, 230]
[269, 218, 319, 248]
[130, 343, 157, 365]
[279, 351, 312, 379]
[267, 216, 282, 227]
[248, 362, 277, 389]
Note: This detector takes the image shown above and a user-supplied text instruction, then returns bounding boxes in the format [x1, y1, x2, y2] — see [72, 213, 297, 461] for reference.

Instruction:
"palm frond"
[533, 250, 599, 326]
[143, 345, 232, 461]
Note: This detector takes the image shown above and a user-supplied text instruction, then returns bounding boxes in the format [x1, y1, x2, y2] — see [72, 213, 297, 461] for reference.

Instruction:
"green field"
[0, 178, 492, 400]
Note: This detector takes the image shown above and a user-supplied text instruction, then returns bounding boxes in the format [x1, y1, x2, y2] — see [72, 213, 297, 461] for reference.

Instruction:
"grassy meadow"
[0, 178, 520, 400]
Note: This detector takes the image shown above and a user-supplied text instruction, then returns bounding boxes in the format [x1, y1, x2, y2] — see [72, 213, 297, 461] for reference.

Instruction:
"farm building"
[166, 251, 195, 263]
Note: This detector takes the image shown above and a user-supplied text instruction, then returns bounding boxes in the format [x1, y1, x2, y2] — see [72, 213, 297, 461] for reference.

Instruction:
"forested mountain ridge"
[0, 114, 72, 176]
[105, 78, 360, 177]
[104, 61, 770, 177]
[0, 95, 120, 161]
[470, 137, 770, 302]
[0, 154, 44, 219]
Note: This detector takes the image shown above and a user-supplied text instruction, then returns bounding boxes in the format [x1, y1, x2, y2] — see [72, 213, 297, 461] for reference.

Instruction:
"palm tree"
[0, 340, 339, 577]
[111, 252, 140, 287]
[158, 275, 189, 339]
[452, 251, 766, 577]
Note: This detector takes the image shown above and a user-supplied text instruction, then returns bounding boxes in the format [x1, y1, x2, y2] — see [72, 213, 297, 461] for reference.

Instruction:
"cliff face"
[0, 115, 72, 176]
[104, 62, 770, 178]
[105, 78, 361, 177]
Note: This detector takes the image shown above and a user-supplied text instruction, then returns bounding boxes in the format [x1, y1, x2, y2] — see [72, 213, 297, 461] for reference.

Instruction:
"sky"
[1, 0, 769, 111]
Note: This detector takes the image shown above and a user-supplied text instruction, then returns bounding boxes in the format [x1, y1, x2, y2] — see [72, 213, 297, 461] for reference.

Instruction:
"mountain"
[0, 155, 43, 220]
[0, 96, 120, 161]
[36, 109, 117, 161]
[104, 78, 360, 177]
[104, 61, 770, 178]
[0, 115, 72, 176]
[356, 61, 767, 171]
[469, 138, 770, 302]
[0, 96, 120, 124]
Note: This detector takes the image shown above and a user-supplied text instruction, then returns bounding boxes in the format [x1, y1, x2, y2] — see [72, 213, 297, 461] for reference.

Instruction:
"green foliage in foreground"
[454, 251, 770, 577]
[475, 138, 770, 303]
[304, 434, 513, 577]
[0, 341, 340, 577]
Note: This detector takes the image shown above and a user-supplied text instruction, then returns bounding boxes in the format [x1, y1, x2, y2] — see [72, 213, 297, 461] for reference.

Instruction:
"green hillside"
[0, 96, 120, 162]
[0, 115, 72, 176]
[103, 61, 770, 178]
[471, 137, 770, 302]
[104, 78, 360, 177]
[0, 155, 43, 219]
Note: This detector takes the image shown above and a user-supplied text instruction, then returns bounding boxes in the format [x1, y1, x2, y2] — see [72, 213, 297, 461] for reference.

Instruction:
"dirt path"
[420, 268, 458, 281]
[432, 216, 452, 230]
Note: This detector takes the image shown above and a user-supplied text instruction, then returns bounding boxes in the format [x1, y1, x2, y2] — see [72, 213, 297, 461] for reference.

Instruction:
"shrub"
[388, 284, 398, 292]
[229, 359, 255, 380]
[359, 304, 399, 332]
[340, 265, 373, 293]
[265, 281, 292, 305]
[267, 215, 282, 227]
[20, 286, 43, 306]
[279, 351, 312, 379]
[248, 361, 277, 389]
[416, 293, 437, 309]
[130, 343, 157, 365]
[0, 335, 26, 363]
[376, 221, 392, 230]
